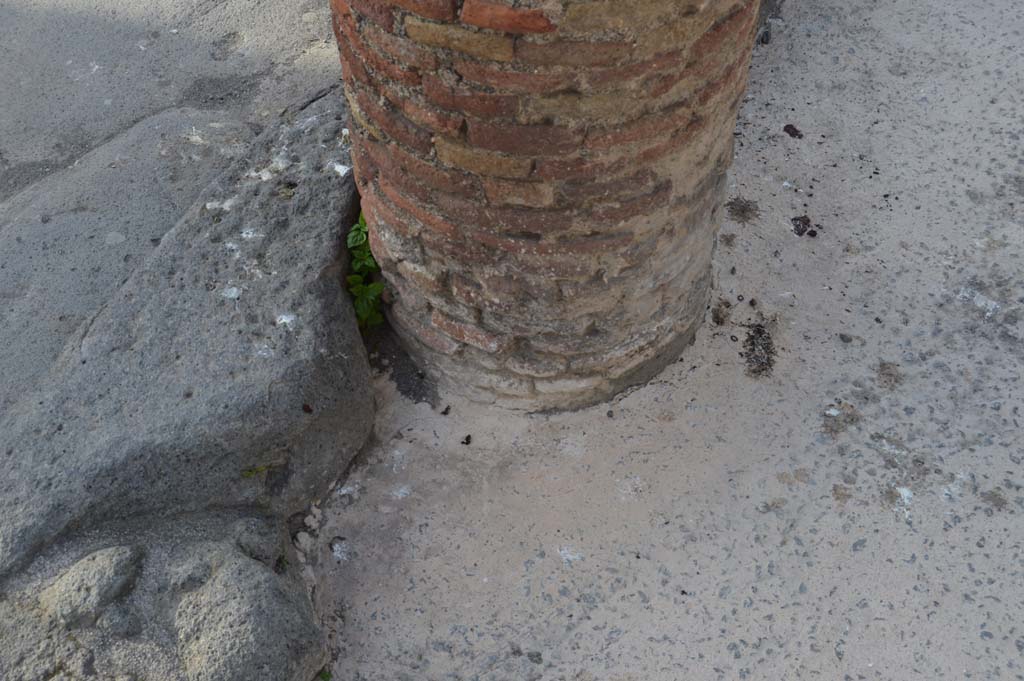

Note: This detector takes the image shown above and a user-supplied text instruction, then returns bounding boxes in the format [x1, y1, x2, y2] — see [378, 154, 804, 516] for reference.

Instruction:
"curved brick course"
[331, 0, 761, 409]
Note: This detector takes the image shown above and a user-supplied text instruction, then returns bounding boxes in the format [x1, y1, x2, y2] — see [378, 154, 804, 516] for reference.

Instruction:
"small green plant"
[346, 212, 384, 329]
[317, 671, 333, 681]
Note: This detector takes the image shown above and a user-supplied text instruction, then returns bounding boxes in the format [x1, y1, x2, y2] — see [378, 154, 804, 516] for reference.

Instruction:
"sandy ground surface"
[311, 1, 1024, 679]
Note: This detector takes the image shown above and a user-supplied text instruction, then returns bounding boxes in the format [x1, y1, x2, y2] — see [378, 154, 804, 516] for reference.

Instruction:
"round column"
[331, 0, 760, 409]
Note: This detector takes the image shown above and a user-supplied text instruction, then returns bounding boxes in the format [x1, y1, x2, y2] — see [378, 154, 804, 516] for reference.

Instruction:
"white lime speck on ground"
[558, 546, 582, 566]
[204, 196, 238, 212]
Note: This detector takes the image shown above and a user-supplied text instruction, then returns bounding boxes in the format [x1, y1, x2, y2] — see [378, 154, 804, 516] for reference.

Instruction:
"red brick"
[558, 169, 659, 205]
[363, 185, 421, 239]
[359, 184, 384, 228]
[378, 177, 460, 238]
[375, 159, 443, 205]
[533, 154, 623, 181]
[434, 136, 534, 178]
[641, 50, 724, 98]
[337, 38, 372, 89]
[554, 232, 634, 255]
[393, 304, 463, 355]
[351, 86, 434, 154]
[349, 135, 380, 188]
[339, 26, 464, 135]
[430, 190, 575, 236]
[585, 101, 694, 150]
[589, 180, 672, 223]
[338, 10, 422, 86]
[421, 74, 518, 119]
[360, 184, 403, 236]
[366, 202, 429, 269]
[460, 0, 555, 34]
[330, 0, 347, 43]
[365, 209, 390, 262]
[418, 227, 501, 267]
[367, 223, 417, 273]
[508, 251, 597, 277]
[634, 115, 707, 164]
[471, 227, 630, 258]
[362, 21, 439, 72]
[515, 39, 634, 67]
[397, 260, 448, 297]
[690, 0, 758, 60]
[642, 68, 689, 99]
[584, 49, 685, 88]
[410, 186, 488, 227]
[363, 190, 423, 266]
[694, 52, 749, 106]
[360, 136, 481, 199]
[467, 120, 583, 155]
[403, 96, 465, 134]
[449, 271, 511, 309]
[405, 16, 515, 61]
[482, 177, 556, 208]
[389, 0, 456, 21]
[385, 272, 425, 311]
[378, 82, 465, 134]
[431, 310, 510, 353]
[480, 273, 531, 302]
[452, 59, 577, 94]
[340, 0, 395, 30]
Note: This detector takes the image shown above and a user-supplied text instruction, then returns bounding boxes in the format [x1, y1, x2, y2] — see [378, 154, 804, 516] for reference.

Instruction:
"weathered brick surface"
[332, 0, 761, 409]
[405, 16, 516, 61]
[460, 0, 555, 34]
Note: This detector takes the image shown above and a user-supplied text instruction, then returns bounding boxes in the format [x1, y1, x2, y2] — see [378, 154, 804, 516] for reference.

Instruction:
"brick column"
[331, 0, 760, 409]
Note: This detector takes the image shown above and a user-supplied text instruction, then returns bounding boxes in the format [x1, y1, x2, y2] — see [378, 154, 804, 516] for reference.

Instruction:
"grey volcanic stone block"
[0, 94, 369, 578]
[175, 549, 324, 681]
[0, 108, 255, 415]
[38, 546, 144, 628]
[0, 94, 370, 680]
[1, 513, 325, 681]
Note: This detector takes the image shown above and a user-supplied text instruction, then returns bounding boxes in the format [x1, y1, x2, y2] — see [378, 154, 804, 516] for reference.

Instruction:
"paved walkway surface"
[311, 1, 1024, 679]
[1, 0, 339, 200]
[1, 0, 341, 411]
